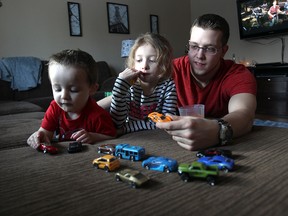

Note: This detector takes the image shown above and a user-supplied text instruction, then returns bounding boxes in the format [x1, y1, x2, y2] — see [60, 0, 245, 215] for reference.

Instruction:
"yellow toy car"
[92, 155, 120, 172]
[115, 168, 150, 188]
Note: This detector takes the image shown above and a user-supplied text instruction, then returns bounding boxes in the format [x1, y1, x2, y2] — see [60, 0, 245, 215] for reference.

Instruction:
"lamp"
[121, 39, 135, 58]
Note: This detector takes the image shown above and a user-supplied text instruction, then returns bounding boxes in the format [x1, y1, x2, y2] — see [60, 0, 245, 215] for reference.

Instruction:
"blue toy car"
[197, 155, 234, 173]
[115, 143, 145, 161]
[142, 156, 178, 173]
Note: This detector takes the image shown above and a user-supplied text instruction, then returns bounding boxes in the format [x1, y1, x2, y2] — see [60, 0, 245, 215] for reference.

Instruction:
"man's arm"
[224, 93, 257, 137]
[156, 93, 257, 151]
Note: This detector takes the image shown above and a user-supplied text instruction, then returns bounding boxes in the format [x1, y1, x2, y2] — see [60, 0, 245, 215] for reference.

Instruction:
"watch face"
[218, 120, 233, 145]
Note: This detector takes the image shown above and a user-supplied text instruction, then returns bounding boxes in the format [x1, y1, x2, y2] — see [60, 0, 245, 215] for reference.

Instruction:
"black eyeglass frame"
[186, 43, 221, 55]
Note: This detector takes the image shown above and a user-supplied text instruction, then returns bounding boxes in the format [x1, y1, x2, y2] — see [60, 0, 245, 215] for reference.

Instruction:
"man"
[156, 14, 257, 151]
[268, 0, 285, 26]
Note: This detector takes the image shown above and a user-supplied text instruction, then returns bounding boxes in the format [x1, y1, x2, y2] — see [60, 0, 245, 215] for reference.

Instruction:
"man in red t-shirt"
[156, 14, 257, 151]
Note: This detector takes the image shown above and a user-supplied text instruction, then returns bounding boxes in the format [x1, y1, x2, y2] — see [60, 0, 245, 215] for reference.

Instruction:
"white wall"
[0, 0, 191, 73]
[190, 0, 288, 64]
[3, 0, 285, 73]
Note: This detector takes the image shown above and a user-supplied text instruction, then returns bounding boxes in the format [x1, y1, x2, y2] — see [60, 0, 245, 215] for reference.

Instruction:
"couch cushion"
[0, 101, 43, 115]
[0, 112, 44, 149]
[25, 96, 53, 111]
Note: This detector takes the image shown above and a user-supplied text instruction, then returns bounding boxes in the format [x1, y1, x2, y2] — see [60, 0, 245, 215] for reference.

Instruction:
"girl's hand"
[119, 68, 141, 85]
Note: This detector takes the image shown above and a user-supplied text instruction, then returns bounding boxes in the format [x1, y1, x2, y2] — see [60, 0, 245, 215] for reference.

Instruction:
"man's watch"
[217, 119, 233, 146]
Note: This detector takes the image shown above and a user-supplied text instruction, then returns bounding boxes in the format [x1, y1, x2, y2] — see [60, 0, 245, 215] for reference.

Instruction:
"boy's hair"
[126, 32, 173, 81]
[191, 14, 230, 46]
[48, 49, 98, 85]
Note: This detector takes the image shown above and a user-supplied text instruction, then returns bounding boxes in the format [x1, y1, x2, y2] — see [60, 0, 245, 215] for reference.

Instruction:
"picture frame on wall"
[150, 15, 159, 34]
[67, 2, 82, 36]
[107, 2, 129, 34]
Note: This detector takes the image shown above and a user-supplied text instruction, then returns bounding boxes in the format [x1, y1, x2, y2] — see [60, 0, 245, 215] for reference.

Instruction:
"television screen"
[236, 0, 288, 39]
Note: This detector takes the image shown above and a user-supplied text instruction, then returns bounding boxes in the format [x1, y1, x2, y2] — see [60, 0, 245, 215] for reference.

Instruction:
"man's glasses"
[186, 43, 220, 55]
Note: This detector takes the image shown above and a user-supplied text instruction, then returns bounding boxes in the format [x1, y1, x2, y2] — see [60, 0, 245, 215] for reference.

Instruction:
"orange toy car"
[147, 112, 172, 123]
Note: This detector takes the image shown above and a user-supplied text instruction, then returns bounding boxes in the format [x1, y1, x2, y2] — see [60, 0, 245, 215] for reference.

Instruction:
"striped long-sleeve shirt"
[110, 77, 178, 133]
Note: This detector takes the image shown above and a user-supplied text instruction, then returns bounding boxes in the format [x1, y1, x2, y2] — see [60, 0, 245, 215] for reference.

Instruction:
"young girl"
[110, 32, 178, 134]
[27, 49, 116, 149]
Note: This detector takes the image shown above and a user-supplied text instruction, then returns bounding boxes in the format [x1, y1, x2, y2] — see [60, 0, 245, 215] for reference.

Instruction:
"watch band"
[217, 119, 233, 146]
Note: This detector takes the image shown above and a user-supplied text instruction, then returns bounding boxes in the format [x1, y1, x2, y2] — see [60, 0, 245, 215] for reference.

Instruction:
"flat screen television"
[236, 0, 288, 39]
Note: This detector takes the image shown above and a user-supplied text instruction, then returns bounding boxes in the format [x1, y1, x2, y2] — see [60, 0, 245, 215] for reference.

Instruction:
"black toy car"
[67, 142, 83, 153]
[196, 148, 232, 158]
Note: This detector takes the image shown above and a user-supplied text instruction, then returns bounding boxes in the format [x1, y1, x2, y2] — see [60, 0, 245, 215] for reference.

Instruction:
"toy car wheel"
[93, 164, 99, 169]
[180, 173, 190, 182]
[207, 176, 216, 186]
[131, 182, 137, 189]
[115, 176, 121, 182]
[222, 167, 229, 173]
[130, 156, 134, 161]
[117, 154, 122, 159]
[104, 166, 109, 172]
[43, 149, 47, 154]
[164, 167, 170, 173]
[97, 150, 101, 154]
[144, 165, 150, 170]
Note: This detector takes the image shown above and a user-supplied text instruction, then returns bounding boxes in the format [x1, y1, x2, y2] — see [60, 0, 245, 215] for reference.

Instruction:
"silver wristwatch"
[217, 119, 233, 146]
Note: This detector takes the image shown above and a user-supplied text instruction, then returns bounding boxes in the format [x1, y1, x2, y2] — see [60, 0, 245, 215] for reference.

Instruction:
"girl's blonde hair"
[126, 32, 173, 81]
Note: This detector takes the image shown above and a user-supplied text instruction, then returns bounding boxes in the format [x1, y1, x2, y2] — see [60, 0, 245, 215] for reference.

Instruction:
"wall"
[190, 0, 288, 64]
[0, 0, 191, 73]
[2, 0, 285, 73]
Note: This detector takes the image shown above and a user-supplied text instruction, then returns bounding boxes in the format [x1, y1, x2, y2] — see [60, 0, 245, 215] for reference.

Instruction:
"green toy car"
[178, 161, 219, 186]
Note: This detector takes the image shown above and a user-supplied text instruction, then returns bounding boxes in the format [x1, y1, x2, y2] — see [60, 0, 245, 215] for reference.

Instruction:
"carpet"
[253, 119, 288, 128]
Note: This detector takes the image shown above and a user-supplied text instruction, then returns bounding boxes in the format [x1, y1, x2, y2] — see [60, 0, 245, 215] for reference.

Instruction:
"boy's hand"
[71, 129, 93, 143]
[27, 131, 51, 149]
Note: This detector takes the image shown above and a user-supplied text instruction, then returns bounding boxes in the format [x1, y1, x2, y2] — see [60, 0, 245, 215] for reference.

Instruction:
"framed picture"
[150, 15, 159, 34]
[107, 2, 129, 34]
[67, 2, 82, 36]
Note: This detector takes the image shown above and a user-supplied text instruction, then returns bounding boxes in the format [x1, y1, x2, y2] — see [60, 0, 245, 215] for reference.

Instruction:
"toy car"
[197, 155, 234, 173]
[92, 155, 120, 172]
[196, 148, 232, 158]
[178, 161, 219, 186]
[142, 156, 178, 173]
[67, 141, 83, 153]
[115, 168, 150, 189]
[97, 144, 116, 155]
[115, 143, 145, 161]
[38, 143, 58, 154]
[147, 112, 172, 123]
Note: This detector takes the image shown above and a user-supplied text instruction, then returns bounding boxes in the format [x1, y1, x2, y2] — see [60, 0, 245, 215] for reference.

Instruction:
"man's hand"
[156, 115, 219, 151]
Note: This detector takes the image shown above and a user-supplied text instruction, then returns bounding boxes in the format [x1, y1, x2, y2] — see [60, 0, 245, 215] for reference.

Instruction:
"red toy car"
[38, 143, 58, 154]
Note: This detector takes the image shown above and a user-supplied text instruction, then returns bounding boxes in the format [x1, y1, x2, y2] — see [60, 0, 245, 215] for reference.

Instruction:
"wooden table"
[0, 126, 288, 216]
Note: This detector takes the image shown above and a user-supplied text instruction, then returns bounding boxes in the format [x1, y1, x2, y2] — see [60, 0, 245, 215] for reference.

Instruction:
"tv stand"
[255, 62, 288, 67]
[248, 65, 288, 118]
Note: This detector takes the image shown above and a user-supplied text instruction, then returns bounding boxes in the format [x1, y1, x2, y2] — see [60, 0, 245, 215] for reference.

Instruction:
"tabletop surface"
[1, 126, 288, 216]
